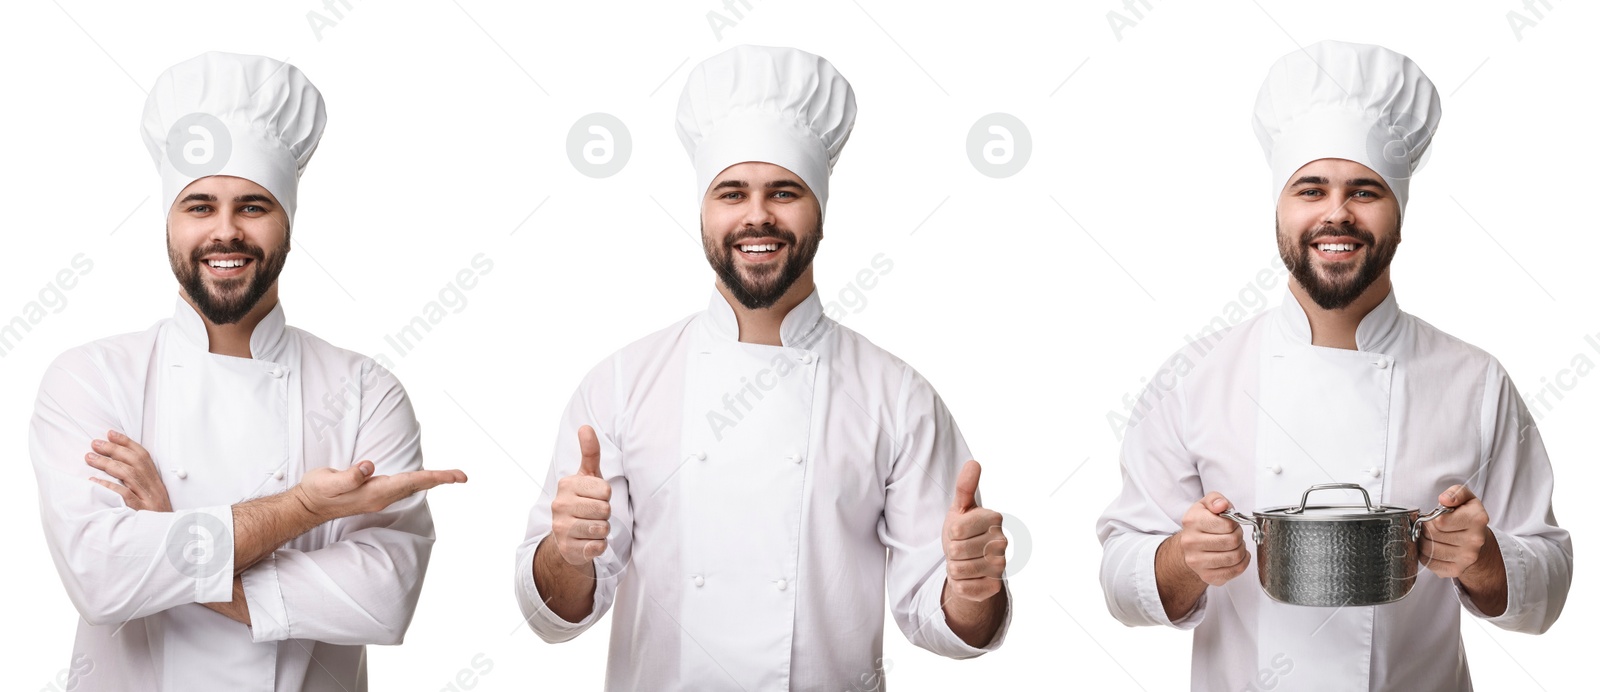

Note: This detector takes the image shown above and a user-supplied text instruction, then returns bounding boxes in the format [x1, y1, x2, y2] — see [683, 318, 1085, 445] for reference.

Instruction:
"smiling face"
[166, 175, 290, 325]
[1275, 158, 1402, 311]
[700, 161, 822, 310]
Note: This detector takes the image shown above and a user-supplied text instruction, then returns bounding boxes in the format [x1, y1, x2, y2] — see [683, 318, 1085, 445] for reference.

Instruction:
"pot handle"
[1410, 506, 1454, 542]
[1290, 482, 1377, 514]
[1219, 509, 1263, 545]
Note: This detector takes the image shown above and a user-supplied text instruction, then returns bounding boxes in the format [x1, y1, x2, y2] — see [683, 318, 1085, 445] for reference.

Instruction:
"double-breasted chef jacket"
[1098, 289, 1571, 690]
[516, 288, 1011, 690]
[31, 297, 437, 691]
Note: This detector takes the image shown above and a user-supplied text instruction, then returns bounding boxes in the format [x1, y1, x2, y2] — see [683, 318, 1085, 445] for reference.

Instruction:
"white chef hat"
[141, 52, 326, 223]
[1252, 40, 1441, 216]
[676, 45, 856, 219]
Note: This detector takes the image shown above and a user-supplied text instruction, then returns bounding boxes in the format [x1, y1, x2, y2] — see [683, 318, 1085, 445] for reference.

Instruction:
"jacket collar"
[172, 294, 288, 361]
[1275, 286, 1402, 352]
[706, 286, 828, 349]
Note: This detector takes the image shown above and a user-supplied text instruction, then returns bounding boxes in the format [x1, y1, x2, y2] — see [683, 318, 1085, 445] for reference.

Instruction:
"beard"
[168, 235, 288, 325]
[703, 222, 822, 310]
[1276, 218, 1399, 311]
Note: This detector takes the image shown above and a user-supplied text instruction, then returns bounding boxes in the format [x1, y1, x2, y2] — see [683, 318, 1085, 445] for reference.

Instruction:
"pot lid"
[1257, 502, 1415, 519]
[1255, 482, 1418, 519]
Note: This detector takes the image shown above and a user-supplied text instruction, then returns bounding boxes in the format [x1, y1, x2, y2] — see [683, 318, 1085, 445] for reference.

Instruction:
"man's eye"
[722, 192, 745, 200]
[1297, 189, 1322, 197]
[772, 191, 795, 199]
[188, 205, 213, 213]
[1351, 190, 1376, 199]
[241, 205, 265, 213]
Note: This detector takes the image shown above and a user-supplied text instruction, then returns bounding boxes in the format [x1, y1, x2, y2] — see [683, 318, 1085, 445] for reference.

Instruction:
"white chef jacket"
[30, 297, 437, 692]
[515, 288, 1010, 691]
[1097, 289, 1571, 691]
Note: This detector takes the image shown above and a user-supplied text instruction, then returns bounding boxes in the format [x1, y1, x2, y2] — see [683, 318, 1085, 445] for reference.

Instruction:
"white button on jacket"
[30, 298, 438, 692]
[516, 289, 1010, 691]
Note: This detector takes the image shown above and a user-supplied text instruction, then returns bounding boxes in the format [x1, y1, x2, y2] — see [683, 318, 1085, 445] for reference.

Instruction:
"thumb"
[1440, 484, 1475, 507]
[1204, 492, 1233, 514]
[576, 425, 602, 478]
[951, 460, 981, 513]
[331, 460, 375, 493]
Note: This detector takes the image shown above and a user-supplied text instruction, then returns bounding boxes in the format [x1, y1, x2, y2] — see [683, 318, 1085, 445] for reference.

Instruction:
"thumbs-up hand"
[550, 425, 613, 567]
[942, 460, 1006, 602]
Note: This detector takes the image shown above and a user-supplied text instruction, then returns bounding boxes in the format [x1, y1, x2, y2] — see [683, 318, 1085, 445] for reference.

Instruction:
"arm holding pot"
[1096, 348, 1236, 629]
[1154, 493, 1251, 621]
[1418, 485, 1505, 616]
[1422, 360, 1572, 634]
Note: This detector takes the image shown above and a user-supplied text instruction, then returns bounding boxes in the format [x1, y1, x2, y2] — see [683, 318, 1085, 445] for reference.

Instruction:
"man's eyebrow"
[178, 193, 218, 204]
[712, 179, 748, 191]
[234, 194, 275, 205]
[1288, 175, 1389, 191]
[764, 179, 804, 190]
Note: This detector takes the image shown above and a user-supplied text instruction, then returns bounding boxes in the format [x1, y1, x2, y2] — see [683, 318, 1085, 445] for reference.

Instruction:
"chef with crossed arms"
[29, 53, 466, 692]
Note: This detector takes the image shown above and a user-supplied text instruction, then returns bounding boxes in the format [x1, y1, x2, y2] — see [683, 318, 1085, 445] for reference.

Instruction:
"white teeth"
[1315, 243, 1356, 253]
[207, 259, 246, 268]
[738, 243, 778, 253]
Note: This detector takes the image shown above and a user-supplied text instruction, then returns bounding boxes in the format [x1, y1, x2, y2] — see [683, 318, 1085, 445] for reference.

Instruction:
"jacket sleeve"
[1453, 358, 1572, 634]
[1096, 351, 1208, 629]
[882, 367, 1010, 658]
[241, 360, 437, 646]
[513, 358, 633, 643]
[30, 347, 237, 627]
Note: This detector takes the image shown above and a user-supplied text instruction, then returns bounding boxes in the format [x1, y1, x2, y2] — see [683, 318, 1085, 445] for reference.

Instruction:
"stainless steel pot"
[1221, 483, 1451, 607]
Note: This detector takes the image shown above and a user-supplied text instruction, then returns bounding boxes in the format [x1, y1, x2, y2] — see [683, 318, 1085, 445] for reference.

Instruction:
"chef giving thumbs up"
[550, 425, 613, 567]
[942, 460, 1007, 602]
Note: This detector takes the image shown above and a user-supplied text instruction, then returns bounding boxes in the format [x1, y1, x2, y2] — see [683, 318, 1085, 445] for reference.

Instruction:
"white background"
[1, 1, 1593, 689]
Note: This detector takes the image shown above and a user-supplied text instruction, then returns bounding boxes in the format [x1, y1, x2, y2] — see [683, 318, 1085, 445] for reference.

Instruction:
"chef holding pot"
[1096, 40, 1571, 690]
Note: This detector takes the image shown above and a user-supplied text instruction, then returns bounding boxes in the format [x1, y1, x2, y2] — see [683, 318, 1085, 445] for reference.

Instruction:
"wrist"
[941, 576, 1002, 604]
[941, 579, 1005, 648]
[1158, 534, 1201, 585]
[1460, 535, 1505, 588]
[535, 534, 595, 580]
[288, 485, 332, 524]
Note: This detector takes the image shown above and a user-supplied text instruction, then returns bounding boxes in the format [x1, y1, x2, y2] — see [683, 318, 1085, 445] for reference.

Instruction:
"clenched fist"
[942, 460, 1006, 602]
[1419, 484, 1495, 580]
[1176, 492, 1251, 586]
[549, 425, 613, 567]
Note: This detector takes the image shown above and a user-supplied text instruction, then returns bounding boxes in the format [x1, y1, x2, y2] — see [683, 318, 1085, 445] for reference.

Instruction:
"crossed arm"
[85, 429, 467, 626]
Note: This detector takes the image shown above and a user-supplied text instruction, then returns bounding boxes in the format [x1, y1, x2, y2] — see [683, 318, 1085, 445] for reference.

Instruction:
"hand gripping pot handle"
[1219, 508, 1262, 545]
[1411, 505, 1452, 542]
